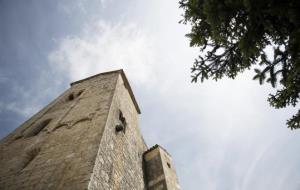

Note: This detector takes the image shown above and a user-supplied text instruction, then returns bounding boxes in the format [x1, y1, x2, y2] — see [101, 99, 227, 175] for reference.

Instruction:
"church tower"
[0, 70, 180, 190]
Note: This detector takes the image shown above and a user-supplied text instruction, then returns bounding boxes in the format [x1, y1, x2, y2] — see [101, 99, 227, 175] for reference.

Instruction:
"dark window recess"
[22, 147, 40, 170]
[67, 90, 84, 101]
[68, 93, 75, 101]
[115, 110, 127, 133]
[24, 119, 51, 138]
[115, 124, 124, 132]
[167, 162, 171, 169]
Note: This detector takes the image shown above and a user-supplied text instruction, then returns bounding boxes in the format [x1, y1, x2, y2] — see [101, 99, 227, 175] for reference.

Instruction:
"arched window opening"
[115, 110, 127, 133]
[24, 119, 52, 138]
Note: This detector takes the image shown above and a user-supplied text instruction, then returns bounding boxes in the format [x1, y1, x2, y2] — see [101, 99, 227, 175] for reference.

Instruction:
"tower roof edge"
[70, 69, 141, 114]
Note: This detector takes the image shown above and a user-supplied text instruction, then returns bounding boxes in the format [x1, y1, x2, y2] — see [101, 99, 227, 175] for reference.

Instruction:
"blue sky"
[1, 0, 300, 189]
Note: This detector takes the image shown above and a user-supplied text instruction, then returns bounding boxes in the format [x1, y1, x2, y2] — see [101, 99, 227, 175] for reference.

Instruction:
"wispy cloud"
[48, 20, 156, 86]
[0, 77, 60, 119]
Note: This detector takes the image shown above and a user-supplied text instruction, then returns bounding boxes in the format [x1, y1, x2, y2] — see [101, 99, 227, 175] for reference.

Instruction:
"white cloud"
[0, 71, 64, 121]
[48, 20, 156, 87]
[2, 102, 38, 118]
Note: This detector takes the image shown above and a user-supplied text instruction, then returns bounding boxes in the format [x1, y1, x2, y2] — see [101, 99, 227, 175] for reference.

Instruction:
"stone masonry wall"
[88, 74, 148, 190]
[144, 146, 181, 190]
[0, 72, 119, 189]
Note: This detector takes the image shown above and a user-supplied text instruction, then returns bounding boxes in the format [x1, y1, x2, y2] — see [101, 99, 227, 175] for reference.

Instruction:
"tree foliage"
[179, 0, 300, 129]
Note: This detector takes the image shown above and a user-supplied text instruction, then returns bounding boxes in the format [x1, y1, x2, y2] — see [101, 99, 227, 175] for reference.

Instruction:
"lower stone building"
[0, 70, 180, 190]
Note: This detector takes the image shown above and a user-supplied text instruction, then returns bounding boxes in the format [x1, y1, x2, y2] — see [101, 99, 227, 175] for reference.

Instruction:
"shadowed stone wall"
[144, 145, 181, 190]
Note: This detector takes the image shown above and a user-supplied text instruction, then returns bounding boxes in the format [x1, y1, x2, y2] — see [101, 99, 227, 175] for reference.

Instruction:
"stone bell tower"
[0, 70, 180, 190]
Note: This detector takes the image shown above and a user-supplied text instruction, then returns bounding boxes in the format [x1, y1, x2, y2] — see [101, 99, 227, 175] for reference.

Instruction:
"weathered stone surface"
[144, 145, 181, 190]
[0, 70, 180, 190]
[88, 73, 148, 190]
